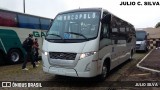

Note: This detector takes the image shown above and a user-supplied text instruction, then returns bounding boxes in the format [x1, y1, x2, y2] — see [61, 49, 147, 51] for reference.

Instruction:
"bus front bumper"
[43, 66, 95, 77]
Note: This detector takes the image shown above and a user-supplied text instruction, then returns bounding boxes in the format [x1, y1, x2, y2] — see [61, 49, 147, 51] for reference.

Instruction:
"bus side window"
[111, 28, 118, 44]
[110, 16, 120, 44]
[127, 28, 133, 43]
[100, 23, 112, 48]
[100, 24, 109, 40]
[100, 12, 112, 47]
[0, 10, 17, 27]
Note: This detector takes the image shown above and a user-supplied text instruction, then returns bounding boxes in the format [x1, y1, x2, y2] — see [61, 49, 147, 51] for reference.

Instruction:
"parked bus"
[135, 30, 148, 52]
[0, 9, 52, 64]
[42, 8, 136, 80]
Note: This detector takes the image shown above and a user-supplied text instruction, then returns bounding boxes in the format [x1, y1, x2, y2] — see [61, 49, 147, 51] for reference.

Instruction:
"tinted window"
[18, 15, 40, 29]
[40, 18, 51, 30]
[120, 28, 125, 32]
[0, 11, 17, 27]
[136, 31, 146, 41]
[47, 11, 100, 41]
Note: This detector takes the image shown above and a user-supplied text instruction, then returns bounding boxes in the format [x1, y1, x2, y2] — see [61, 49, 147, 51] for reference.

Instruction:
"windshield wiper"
[64, 32, 89, 40]
[46, 33, 64, 40]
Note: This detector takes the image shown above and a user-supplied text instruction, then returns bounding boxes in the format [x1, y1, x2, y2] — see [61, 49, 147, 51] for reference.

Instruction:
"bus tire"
[145, 47, 148, 52]
[7, 49, 22, 64]
[98, 60, 110, 81]
[0, 51, 4, 60]
[0, 51, 5, 64]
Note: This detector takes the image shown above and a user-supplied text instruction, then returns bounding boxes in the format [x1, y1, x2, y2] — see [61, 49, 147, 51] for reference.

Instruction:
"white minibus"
[42, 8, 136, 80]
[136, 30, 148, 52]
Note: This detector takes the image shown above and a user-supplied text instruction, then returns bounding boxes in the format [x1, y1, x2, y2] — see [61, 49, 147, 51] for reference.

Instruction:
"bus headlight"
[44, 52, 48, 56]
[80, 52, 97, 59]
[42, 50, 48, 56]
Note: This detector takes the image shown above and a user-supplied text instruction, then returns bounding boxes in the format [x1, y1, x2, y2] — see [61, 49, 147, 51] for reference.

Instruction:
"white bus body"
[42, 8, 136, 80]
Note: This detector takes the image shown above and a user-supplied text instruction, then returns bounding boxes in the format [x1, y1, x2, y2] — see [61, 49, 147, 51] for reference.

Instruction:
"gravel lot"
[0, 52, 159, 90]
[118, 51, 160, 81]
[139, 49, 160, 70]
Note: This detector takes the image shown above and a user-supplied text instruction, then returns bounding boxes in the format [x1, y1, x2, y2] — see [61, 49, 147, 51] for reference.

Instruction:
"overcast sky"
[0, 0, 160, 28]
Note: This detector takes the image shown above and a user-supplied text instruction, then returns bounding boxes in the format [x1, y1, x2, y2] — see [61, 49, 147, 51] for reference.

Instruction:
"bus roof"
[56, 8, 134, 27]
[0, 9, 53, 20]
[58, 8, 102, 15]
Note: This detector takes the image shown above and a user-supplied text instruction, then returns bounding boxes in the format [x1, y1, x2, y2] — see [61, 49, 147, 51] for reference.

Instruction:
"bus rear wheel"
[145, 47, 148, 52]
[98, 61, 110, 81]
[7, 49, 22, 64]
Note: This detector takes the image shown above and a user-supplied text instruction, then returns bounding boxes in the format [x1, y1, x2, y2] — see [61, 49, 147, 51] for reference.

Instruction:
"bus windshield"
[136, 31, 146, 41]
[46, 11, 100, 42]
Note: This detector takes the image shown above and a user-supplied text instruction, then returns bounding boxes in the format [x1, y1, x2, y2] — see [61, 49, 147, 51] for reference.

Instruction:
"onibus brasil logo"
[2, 82, 42, 87]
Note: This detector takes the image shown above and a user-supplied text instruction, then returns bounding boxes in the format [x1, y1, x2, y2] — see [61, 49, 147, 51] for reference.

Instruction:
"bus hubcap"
[11, 52, 19, 62]
[102, 65, 107, 78]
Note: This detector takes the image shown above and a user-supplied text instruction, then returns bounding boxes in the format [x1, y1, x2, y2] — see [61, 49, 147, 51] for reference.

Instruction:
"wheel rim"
[11, 52, 19, 62]
[102, 65, 107, 78]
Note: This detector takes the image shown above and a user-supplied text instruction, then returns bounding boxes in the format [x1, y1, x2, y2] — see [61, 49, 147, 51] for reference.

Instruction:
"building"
[143, 27, 160, 49]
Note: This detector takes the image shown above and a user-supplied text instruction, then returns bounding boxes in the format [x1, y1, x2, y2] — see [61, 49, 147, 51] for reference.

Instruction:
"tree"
[155, 22, 160, 28]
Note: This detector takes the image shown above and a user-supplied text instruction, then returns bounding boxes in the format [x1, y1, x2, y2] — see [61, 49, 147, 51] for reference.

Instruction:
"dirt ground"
[0, 51, 160, 90]
[119, 49, 160, 82]
[139, 49, 160, 70]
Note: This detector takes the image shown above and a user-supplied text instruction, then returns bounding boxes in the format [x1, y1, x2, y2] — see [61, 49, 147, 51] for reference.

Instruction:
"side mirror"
[101, 14, 111, 24]
[50, 19, 53, 25]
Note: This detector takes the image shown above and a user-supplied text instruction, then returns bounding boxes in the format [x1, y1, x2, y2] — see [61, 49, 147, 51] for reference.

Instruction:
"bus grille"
[136, 44, 140, 49]
[49, 52, 77, 60]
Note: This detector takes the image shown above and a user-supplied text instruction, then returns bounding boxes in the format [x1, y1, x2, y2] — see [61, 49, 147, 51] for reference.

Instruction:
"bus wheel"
[98, 61, 109, 81]
[0, 51, 4, 60]
[8, 49, 21, 64]
[0, 51, 5, 64]
[145, 47, 148, 52]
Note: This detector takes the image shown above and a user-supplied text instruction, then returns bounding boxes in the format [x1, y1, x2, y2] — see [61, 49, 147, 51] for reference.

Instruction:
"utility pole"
[23, 0, 25, 13]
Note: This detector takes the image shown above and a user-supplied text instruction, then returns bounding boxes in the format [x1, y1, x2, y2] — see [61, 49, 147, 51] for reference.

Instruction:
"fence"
[148, 38, 160, 49]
